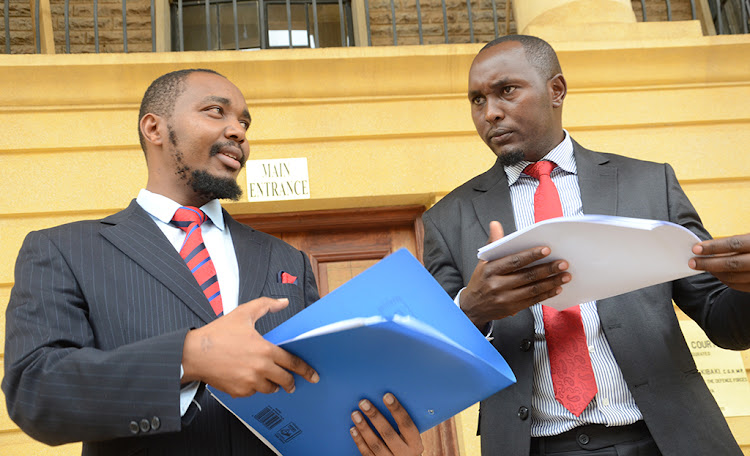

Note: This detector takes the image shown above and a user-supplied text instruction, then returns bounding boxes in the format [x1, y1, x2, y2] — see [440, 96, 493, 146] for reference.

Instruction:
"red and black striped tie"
[171, 206, 223, 316]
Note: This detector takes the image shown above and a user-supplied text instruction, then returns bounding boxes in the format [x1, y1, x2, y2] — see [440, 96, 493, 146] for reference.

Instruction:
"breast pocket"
[255, 282, 306, 334]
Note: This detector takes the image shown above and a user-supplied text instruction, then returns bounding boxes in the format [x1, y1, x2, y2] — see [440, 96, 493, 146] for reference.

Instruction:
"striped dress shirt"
[506, 131, 643, 436]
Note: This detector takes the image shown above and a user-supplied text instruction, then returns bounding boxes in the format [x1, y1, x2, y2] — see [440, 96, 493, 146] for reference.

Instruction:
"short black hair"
[479, 35, 562, 80]
[137, 68, 224, 155]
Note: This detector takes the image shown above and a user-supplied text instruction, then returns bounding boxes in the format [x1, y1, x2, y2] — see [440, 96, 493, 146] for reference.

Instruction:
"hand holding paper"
[460, 220, 570, 328]
[691, 233, 750, 293]
[477, 215, 703, 310]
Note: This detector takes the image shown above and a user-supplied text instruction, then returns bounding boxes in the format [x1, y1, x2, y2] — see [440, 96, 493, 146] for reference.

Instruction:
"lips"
[212, 143, 245, 170]
[488, 129, 512, 144]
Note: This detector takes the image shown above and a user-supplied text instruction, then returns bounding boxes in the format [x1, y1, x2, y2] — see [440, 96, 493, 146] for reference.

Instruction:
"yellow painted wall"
[1, 33, 749, 454]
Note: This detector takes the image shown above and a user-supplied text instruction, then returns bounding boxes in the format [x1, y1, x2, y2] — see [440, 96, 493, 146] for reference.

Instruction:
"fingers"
[487, 221, 505, 244]
[460, 243, 570, 325]
[349, 394, 424, 456]
[381, 393, 421, 450]
[689, 235, 750, 292]
[693, 235, 750, 256]
[350, 426, 375, 456]
[351, 404, 393, 455]
[274, 347, 320, 388]
[486, 246, 555, 276]
[241, 297, 290, 322]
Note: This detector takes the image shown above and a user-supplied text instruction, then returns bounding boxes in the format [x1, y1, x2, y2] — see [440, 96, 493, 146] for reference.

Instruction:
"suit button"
[151, 416, 161, 431]
[140, 419, 151, 433]
[129, 421, 139, 434]
[578, 433, 590, 445]
[517, 406, 529, 420]
[520, 339, 532, 352]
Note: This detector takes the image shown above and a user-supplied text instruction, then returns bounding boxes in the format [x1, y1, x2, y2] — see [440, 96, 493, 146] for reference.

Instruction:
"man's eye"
[208, 106, 223, 115]
[472, 97, 485, 105]
[502, 86, 516, 95]
[240, 121, 250, 129]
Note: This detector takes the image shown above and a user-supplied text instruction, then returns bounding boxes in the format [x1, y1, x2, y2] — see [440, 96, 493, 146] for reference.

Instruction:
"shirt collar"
[136, 189, 225, 231]
[504, 130, 577, 185]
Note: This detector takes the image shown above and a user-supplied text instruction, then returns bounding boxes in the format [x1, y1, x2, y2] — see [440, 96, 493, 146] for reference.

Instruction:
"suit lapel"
[100, 200, 217, 324]
[472, 159, 518, 237]
[574, 141, 618, 216]
[225, 213, 271, 304]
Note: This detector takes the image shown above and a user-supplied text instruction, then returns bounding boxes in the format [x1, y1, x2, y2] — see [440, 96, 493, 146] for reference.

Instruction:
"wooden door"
[235, 205, 460, 456]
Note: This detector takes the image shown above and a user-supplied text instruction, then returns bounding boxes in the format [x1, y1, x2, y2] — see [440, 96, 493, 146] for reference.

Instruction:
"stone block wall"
[0, 1, 717, 53]
[0, 0, 152, 54]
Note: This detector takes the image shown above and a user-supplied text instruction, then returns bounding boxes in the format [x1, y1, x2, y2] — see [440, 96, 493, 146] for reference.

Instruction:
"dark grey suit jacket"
[422, 141, 750, 456]
[3, 200, 320, 455]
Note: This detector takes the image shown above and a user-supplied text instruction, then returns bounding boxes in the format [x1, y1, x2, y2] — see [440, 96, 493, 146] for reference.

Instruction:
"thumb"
[243, 297, 290, 322]
[487, 221, 504, 244]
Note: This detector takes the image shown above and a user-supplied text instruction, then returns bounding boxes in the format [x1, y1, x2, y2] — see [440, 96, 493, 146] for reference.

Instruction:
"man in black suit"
[422, 35, 750, 455]
[3, 69, 423, 456]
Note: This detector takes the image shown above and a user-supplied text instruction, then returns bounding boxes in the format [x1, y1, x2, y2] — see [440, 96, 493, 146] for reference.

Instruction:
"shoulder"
[22, 216, 111, 247]
[573, 139, 670, 170]
[425, 159, 504, 220]
[224, 213, 306, 258]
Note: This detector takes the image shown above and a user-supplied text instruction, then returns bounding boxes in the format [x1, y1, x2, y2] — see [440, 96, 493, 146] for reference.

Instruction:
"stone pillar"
[512, 0, 703, 41]
[514, 0, 635, 34]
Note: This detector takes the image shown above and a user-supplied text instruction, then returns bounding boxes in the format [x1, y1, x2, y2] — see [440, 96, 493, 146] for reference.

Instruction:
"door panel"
[235, 205, 460, 456]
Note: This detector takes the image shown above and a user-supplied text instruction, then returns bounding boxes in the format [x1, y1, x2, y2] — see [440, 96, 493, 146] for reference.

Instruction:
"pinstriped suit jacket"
[3, 199, 320, 455]
[422, 140, 750, 456]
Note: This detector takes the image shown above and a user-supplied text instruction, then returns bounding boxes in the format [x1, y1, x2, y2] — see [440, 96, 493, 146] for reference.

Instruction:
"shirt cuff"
[455, 288, 493, 341]
[179, 364, 200, 416]
[180, 382, 200, 416]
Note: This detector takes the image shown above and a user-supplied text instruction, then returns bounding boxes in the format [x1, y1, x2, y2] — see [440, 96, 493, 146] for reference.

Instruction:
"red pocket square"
[279, 271, 298, 285]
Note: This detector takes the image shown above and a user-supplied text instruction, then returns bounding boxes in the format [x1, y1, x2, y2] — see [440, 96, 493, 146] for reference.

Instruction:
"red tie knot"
[524, 160, 557, 179]
[172, 206, 207, 231]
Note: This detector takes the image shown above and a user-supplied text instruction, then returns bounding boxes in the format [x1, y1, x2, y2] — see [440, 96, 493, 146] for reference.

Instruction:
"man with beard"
[3, 69, 423, 456]
[422, 35, 750, 455]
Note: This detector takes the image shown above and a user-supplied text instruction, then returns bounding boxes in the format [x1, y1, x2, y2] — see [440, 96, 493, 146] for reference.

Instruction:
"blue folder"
[208, 249, 515, 455]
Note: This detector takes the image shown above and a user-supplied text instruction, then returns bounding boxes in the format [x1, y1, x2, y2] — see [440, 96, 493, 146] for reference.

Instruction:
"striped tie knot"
[171, 206, 223, 316]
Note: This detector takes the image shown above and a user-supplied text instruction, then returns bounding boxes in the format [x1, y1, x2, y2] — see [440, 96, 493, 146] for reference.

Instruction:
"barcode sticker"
[253, 406, 284, 430]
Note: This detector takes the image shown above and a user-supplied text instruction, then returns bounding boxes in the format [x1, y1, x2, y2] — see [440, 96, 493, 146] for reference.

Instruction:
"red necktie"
[171, 207, 224, 316]
[524, 160, 597, 417]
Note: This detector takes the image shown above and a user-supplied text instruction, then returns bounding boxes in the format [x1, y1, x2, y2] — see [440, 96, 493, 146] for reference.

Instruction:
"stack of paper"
[477, 215, 703, 310]
[209, 249, 515, 456]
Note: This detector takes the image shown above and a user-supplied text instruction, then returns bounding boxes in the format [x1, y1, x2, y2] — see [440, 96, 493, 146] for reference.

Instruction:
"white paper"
[477, 215, 702, 310]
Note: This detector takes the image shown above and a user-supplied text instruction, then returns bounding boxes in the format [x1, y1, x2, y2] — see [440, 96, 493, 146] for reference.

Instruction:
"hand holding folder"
[181, 296, 320, 397]
[208, 249, 515, 456]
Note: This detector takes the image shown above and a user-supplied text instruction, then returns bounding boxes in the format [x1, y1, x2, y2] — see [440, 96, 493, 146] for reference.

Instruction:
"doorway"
[235, 204, 460, 456]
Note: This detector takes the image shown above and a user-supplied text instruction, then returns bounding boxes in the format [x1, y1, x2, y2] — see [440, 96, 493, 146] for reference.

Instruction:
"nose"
[225, 118, 246, 144]
[484, 98, 504, 123]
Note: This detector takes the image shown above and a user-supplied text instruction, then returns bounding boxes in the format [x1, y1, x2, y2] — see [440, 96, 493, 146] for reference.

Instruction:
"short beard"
[167, 125, 243, 202]
[496, 149, 525, 167]
[189, 169, 243, 202]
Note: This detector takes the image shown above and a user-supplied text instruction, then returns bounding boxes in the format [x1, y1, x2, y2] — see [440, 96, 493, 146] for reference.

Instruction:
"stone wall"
[0, 0, 715, 53]
[0, 0, 152, 54]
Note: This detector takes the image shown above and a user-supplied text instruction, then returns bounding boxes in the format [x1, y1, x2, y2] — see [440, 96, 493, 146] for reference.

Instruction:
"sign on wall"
[680, 319, 750, 417]
[245, 158, 310, 202]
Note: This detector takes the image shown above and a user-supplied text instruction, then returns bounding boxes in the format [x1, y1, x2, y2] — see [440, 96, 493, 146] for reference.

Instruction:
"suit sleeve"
[666, 163, 750, 350]
[301, 250, 320, 306]
[2, 230, 186, 445]
[422, 211, 466, 300]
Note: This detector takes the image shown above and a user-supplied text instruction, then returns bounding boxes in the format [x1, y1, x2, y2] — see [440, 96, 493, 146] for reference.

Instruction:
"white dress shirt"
[136, 189, 241, 416]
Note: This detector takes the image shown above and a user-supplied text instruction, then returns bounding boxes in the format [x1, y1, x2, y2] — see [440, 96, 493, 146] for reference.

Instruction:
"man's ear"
[140, 113, 165, 147]
[549, 73, 567, 108]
